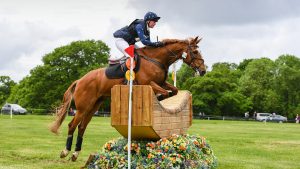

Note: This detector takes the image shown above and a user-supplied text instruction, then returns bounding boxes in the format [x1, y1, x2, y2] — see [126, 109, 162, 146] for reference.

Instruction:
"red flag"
[125, 45, 134, 58]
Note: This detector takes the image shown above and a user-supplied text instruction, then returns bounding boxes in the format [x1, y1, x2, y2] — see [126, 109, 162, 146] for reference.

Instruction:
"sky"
[1, 0, 300, 82]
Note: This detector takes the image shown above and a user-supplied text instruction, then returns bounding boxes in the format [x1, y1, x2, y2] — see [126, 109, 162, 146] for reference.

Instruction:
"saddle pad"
[105, 54, 141, 79]
[105, 63, 127, 79]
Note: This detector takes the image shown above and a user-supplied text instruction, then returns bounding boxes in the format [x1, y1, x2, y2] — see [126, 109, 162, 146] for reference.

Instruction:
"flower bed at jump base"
[86, 134, 217, 169]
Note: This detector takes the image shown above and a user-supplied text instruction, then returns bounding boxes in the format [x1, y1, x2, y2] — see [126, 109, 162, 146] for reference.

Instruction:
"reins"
[138, 54, 169, 82]
[138, 54, 166, 71]
[137, 41, 203, 80]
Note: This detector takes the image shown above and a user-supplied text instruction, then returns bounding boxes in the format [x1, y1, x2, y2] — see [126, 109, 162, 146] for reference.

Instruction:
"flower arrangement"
[86, 134, 217, 169]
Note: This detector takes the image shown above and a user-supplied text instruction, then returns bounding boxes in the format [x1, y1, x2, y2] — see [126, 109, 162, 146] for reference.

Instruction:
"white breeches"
[109, 38, 139, 61]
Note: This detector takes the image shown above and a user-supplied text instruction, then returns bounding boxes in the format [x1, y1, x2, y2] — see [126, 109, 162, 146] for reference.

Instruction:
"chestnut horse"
[50, 37, 206, 161]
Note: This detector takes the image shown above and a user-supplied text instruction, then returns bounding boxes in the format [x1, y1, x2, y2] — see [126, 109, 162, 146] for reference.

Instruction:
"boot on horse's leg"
[71, 135, 83, 161]
[168, 90, 174, 97]
[71, 105, 99, 162]
[157, 94, 164, 101]
[60, 135, 73, 158]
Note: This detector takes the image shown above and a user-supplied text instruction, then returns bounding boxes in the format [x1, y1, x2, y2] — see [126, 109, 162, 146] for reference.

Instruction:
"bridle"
[186, 44, 205, 72]
[165, 42, 204, 71]
[138, 41, 205, 80]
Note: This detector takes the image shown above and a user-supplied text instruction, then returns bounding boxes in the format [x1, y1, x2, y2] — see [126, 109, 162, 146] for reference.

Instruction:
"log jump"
[111, 85, 193, 140]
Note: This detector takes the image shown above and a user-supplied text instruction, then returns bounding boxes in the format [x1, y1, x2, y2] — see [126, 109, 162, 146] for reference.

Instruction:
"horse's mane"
[162, 39, 189, 45]
[140, 38, 190, 50]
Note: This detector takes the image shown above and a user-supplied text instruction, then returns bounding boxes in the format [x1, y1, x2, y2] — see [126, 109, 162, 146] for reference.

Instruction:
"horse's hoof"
[60, 149, 69, 158]
[71, 155, 77, 162]
[157, 94, 164, 101]
[168, 91, 174, 97]
[71, 151, 80, 162]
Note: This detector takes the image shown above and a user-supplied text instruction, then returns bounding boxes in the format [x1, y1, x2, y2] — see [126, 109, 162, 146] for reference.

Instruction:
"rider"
[109, 11, 164, 64]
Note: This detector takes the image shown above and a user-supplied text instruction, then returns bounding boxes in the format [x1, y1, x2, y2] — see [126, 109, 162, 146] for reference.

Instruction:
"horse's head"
[181, 37, 206, 76]
[142, 37, 206, 76]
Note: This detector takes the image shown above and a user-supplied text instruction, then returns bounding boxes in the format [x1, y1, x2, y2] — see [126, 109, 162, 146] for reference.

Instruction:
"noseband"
[186, 44, 204, 71]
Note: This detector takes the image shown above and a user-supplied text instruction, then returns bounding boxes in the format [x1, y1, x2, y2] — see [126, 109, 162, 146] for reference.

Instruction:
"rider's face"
[148, 20, 156, 28]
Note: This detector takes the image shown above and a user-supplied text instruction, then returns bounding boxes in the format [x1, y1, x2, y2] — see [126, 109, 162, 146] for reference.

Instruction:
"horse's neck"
[138, 44, 184, 68]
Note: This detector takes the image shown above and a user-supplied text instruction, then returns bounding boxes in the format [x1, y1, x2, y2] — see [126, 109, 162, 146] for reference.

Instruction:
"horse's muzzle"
[198, 69, 206, 76]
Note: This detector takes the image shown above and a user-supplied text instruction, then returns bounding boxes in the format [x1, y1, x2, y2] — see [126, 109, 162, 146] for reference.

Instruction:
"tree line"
[174, 56, 300, 118]
[0, 40, 299, 118]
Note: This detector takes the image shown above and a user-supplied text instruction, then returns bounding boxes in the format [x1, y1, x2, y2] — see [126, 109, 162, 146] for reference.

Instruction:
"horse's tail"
[49, 81, 77, 134]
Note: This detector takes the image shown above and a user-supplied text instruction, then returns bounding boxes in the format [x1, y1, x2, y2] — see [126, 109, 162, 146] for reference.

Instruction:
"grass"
[0, 115, 299, 169]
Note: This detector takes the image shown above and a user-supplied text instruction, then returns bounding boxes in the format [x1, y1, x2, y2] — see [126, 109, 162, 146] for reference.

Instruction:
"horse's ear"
[192, 36, 199, 43]
[192, 36, 201, 44]
[196, 37, 202, 44]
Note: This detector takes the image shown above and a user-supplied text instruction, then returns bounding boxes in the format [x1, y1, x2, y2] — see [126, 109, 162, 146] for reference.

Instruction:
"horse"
[49, 36, 206, 161]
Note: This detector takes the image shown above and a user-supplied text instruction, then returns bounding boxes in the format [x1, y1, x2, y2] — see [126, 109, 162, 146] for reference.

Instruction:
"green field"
[0, 115, 299, 169]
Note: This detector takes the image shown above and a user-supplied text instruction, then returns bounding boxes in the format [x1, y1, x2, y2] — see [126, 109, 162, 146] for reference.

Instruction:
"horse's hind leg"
[60, 111, 84, 158]
[71, 98, 103, 161]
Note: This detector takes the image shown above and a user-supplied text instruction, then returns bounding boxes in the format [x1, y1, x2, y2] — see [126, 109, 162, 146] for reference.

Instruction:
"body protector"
[113, 19, 156, 46]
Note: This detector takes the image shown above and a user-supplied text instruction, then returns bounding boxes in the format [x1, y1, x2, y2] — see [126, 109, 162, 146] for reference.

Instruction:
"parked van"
[256, 113, 271, 121]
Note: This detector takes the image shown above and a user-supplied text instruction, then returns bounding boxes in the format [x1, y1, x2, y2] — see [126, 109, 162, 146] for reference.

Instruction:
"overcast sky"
[1, 0, 300, 82]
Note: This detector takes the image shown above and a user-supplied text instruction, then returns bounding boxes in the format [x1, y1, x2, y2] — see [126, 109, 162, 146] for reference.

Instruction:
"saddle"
[105, 54, 141, 79]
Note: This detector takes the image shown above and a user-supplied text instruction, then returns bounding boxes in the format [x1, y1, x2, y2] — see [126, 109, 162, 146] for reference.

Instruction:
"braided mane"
[141, 38, 190, 50]
[162, 39, 188, 45]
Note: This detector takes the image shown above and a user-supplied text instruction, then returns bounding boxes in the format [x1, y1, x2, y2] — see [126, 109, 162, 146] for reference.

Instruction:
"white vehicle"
[1, 104, 27, 115]
[256, 113, 271, 121]
[266, 114, 288, 123]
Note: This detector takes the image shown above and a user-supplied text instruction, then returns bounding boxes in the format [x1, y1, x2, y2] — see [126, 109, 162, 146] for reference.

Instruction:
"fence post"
[10, 105, 13, 119]
[125, 45, 135, 169]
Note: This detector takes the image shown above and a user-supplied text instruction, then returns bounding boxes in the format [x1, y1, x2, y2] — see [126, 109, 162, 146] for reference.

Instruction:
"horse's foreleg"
[60, 113, 84, 159]
[162, 82, 178, 97]
[149, 81, 170, 100]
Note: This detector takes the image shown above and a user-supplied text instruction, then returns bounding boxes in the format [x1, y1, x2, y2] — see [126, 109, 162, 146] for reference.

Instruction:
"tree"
[8, 40, 109, 109]
[238, 58, 280, 113]
[0, 76, 16, 105]
[183, 62, 251, 116]
[274, 55, 300, 117]
[217, 91, 252, 116]
[237, 58, 254, 71]
[176, 64, 195, 89]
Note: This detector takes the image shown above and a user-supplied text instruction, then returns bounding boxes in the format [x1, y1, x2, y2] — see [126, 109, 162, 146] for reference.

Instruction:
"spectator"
[245, 112, 249, 119]
[296, 114, 299, 124]
[253, 111, 257, 119]
[69, 108, 75, 116]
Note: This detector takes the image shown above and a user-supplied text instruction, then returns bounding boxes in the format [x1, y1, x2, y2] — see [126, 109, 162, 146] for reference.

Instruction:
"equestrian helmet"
[144, 12, 160, 22]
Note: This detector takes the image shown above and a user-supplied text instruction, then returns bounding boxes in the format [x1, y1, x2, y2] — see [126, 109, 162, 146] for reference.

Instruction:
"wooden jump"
[111, 85, 193, 140]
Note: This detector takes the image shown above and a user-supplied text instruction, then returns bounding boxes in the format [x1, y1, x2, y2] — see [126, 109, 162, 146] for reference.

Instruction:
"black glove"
[153, 41, 164, 47]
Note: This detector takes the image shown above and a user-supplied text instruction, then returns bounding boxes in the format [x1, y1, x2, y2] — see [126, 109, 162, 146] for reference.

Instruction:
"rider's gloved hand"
[153, 41, 164, 47]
